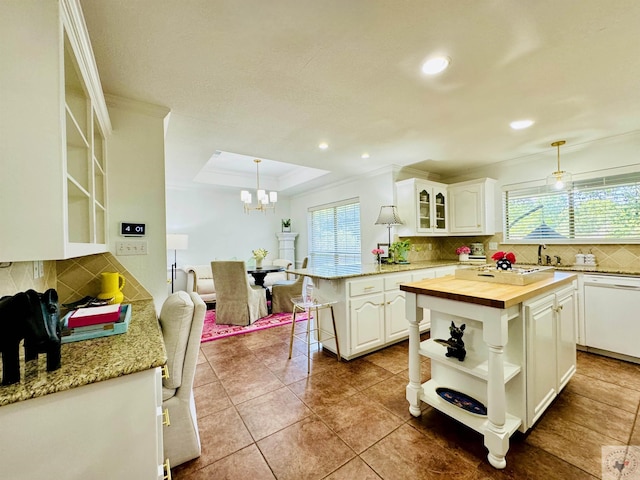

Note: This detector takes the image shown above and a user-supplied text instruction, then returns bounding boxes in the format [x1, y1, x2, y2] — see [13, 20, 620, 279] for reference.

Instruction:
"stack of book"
[62, 304, 132, 343]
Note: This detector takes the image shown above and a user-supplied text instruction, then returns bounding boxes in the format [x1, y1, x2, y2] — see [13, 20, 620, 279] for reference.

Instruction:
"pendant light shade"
[241, 159, 278, 213]
[546, 140, 572, 190]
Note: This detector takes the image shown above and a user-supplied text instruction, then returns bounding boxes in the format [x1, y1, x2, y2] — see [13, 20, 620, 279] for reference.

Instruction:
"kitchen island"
[0, 299, 167, 480]
[401, 272, 577, 469]
[287, 261, 461, 359]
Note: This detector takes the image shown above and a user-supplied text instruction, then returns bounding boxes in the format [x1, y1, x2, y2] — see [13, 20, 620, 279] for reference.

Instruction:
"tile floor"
[172, 320, 640, 479]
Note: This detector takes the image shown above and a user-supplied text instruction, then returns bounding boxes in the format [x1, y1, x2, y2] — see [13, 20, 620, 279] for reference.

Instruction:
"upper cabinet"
[0, 0, 111, 261]
[448, 178, 496, 235]
[396, 179, 448, 236]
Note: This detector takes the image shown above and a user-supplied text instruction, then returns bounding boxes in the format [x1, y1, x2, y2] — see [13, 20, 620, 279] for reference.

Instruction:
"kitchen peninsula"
[0, 299, 167, 480]
[287, 261, 460, 359]
[401, 272, 577, 469]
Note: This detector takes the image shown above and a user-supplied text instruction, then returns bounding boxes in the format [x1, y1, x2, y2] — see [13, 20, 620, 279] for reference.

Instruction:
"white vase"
[459, 253, 469, 262]
[255, 258, 263, 268]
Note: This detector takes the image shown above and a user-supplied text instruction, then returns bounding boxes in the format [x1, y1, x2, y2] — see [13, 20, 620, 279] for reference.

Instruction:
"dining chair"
[211, 260, 267, 326]
[288, 276, 340, 373]
[271, 257, 308, 313]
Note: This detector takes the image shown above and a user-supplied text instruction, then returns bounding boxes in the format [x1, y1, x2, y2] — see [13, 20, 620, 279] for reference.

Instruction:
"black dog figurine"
[434, 321, 466, 361]
[0, 289, 62, 385]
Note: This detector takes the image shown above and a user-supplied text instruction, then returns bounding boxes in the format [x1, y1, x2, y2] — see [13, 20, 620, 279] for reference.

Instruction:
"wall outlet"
[38, 261, 44, 278]
[33, 261, 39, 279]
[427, 243, 433, 251]
[116, 241, 148, 256]
[489, 242, 498, 250]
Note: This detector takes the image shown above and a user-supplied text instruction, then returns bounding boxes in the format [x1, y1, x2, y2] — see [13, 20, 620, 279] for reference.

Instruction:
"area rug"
[200, 309, 308, 343]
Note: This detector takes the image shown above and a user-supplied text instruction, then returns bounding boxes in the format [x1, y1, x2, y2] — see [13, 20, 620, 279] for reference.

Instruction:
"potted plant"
[389, 239, 411, 264]
[252, 248, 268, 268]
[281, 218, 291, 232]
[456, 245, 471, 262]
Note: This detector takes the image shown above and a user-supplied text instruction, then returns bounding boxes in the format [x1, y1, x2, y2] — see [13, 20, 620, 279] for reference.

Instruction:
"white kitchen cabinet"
[349, 277, 386, 355]
[524, 283, 576, 427]
[384, 273, 414, 342]
[0, 0, 111, 261]
[448, 178, 496, 235]
[0, 368, 164, 480]
[396, 178, 448, 236]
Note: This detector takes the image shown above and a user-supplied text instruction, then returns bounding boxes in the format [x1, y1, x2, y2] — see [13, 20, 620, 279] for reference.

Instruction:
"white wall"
[165, 184, 292, 267]
[106, 97, 170, 311]
[288, 167, 397, 263]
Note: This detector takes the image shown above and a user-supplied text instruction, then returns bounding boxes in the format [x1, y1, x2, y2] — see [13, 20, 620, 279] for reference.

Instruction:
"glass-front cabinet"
[397, 179, 448, 235]
[0, 0, 111, 261]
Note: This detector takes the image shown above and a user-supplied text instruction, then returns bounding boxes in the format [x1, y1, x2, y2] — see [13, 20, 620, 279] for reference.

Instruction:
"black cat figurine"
[434, 321, 466, 361]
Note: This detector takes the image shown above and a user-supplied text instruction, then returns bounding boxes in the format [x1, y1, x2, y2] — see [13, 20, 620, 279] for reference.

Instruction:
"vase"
[459, 253, 469, 262]
[255, 258, 263, 268]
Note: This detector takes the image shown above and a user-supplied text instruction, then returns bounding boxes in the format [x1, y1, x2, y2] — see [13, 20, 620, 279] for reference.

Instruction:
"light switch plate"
[116, 241, 148, 256]
[489, 242, 498, 250]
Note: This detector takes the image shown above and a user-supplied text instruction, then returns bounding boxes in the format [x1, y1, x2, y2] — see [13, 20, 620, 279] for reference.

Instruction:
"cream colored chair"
[211, 260, 267, 326]
[158, 291, 206, 467]
[271, 257, 308, 313]
[184, 265, 216, 306]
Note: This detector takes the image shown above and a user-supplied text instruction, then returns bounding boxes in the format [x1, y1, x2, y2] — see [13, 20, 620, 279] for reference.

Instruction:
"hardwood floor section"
[172, 322, 640, 479]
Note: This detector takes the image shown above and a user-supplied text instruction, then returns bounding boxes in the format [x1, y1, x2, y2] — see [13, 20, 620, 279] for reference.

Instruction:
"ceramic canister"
[97, 272, 126, 304]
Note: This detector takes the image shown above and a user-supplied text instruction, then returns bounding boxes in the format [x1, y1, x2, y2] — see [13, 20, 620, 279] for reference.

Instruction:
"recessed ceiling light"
[510, 119, 535, 130]
[361, 153, 370, 159]
[421, 56, 450, 75]
[318, 142, 328, 150]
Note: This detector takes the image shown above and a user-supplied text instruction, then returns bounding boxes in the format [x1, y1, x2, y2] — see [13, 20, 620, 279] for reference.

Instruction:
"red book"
[68, 304, 121, 328]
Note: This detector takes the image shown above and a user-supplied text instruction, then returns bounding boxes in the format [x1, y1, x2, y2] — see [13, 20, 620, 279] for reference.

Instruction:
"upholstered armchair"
[271, 257, 308, 313]
[184, 265, 216, 306]
[211, 260, 267, 325]
[158, 291, 206, 467]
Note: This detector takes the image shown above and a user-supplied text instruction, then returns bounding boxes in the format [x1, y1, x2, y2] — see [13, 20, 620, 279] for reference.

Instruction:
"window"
[309, 198, 361, 267]
[504, 171, 640, 242]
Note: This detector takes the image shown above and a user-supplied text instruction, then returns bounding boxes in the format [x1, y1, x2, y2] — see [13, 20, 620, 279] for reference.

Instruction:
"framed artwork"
[377, 243, 390, 259]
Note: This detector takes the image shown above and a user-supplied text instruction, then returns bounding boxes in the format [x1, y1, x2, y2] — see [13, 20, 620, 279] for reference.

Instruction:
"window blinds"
[309, 198, 361, 267]
[504, 172, 640, 242]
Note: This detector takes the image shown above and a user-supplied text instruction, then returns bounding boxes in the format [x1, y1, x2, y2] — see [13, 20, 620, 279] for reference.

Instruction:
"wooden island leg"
[483, 313, 510, 469]
[405, 292, 424, 417]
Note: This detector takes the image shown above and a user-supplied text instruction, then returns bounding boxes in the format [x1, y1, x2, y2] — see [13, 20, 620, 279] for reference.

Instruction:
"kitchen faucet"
[537, 244, 546, 265]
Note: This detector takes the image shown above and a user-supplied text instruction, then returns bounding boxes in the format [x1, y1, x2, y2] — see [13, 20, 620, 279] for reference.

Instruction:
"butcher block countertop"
[400, 271, 577, 309]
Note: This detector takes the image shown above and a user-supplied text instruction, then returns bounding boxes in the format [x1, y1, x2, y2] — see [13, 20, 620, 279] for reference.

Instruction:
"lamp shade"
[167, 234, 189, 250]
[375, 205, 404, 226]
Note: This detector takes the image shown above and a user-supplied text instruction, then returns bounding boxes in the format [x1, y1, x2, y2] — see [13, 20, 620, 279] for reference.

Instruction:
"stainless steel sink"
[455, 264, 555, 285]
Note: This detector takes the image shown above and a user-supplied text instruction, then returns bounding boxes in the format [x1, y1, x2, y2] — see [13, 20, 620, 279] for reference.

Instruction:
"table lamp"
[167, 234, 189, 293]
[375, 205, 404, 246]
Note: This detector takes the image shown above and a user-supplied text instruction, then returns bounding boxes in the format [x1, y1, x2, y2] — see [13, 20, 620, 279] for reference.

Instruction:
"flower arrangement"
[491, 251, 516, 270]
[371, 248, 385, 257]
[456, 246, 471, 255]
[252, 248, 268, 260]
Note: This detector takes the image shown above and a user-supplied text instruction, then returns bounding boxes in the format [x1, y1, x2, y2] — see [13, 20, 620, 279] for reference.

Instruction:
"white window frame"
[503, 164, 640, 244]
[308, 197, 361, 266]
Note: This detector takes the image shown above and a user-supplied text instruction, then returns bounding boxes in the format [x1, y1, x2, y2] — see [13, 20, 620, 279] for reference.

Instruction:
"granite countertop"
[0, 299, 167, 407]
[400, 271, 577, 309]
[287, 260, 461, 280]
[288, 260, 640, 281]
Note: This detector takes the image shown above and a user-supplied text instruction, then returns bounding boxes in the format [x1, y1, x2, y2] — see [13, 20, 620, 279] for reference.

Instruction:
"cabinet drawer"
[384, 273, 413, 291]
[349, 278, 384, 297]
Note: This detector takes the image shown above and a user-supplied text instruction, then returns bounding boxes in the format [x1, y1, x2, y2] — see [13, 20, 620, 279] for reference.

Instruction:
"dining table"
[246, 265, 284, 287]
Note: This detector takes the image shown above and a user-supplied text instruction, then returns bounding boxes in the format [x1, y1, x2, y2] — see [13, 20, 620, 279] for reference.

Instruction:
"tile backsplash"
[402, 234, 640, 272]
[0, 253, 151, 307]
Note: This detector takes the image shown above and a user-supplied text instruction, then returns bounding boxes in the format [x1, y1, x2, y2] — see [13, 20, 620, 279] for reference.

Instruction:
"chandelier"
[547, 140, 572, 190]
[241, 159, 278, 213]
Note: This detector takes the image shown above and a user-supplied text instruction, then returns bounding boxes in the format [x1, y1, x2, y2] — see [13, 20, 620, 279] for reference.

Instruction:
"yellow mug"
[97, 272, 126, 304]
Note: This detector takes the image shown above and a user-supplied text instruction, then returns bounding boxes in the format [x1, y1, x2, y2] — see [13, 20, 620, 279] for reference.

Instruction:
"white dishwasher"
[584, 274, 640, 360]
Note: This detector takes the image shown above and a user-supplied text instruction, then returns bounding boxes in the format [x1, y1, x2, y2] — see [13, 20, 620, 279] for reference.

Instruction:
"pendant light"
[546, 140, 572, 190]
[240, 159, 278, 213]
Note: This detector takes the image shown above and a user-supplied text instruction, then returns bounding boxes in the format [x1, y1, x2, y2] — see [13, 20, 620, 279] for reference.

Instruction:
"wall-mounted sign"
[120, 222, 146, 237]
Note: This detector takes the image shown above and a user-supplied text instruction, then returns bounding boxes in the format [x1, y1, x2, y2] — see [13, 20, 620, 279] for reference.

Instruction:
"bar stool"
[288, 277, 340, 373]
